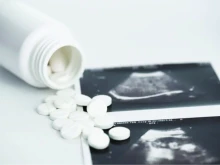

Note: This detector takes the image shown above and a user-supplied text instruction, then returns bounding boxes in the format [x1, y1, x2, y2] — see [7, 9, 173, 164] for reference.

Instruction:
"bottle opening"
[45, 45, 83, 89]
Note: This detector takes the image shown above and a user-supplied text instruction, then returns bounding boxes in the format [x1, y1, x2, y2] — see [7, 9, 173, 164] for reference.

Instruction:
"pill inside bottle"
[48, 46, 81, 82]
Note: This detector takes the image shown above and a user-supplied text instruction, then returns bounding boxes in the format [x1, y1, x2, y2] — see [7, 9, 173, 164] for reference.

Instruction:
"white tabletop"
[0, 0, 220, 164]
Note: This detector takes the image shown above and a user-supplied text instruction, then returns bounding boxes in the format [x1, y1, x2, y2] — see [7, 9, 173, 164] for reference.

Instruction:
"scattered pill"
[109, 127, 130, 141]
[44, 95, 58, 103]
[49, 50, 67, 73]
[94, 115, 114, 130]
[74, 94, 91, 106]
[82, 127, 104, 139]
[88, 133, 110, 150]
[69, 111, 89, 121]
[61, 123, 83, 140]
[37, 88, 132, 149]
[93, 95, 112, 106]
[52, 118, 74, 130]
[56, 88, 76, 97]
[87, 99, 107, 118]
[61, 101, 77, 112]
[77, 118, 95, 128]
[53, 96, 75, 109]
[49, 109, 70, 120]
[37, 102, 56, 116]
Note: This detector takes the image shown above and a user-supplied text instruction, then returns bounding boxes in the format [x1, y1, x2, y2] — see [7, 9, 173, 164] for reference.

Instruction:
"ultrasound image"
[80, 63, 220, 111]
[109, 71, 184, 100]
[91, 117, 220, 164]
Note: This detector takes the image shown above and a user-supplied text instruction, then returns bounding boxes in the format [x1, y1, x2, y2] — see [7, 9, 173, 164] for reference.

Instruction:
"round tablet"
[109, 127, 130, 141]
[93, 95, 112, 106]
[69, 111, 89, 121]
[44, 95, 58, 103]
[37, 102, 56, 116]
[61, 123, 83, 140]
[88, 133, 110, 150]
[53, 96, 75, 109]
[61, 102, 77, 112]
[87, 99, 107, 118]
[94, 115, 114, 129]
[82, 127, 104, 139]
[74, 94, 91, 106]
[77, 118, 95, 128]
[50, 109, 70, 120]
[56, 88, 76, 97]
[52, 118, 74, 130]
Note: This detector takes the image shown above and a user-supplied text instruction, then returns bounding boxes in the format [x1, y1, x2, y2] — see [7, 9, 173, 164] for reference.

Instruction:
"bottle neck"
[31, 34, 83, 89]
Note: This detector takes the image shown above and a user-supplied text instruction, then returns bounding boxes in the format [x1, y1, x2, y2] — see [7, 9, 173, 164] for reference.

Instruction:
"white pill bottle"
[0, 1, 84, 89]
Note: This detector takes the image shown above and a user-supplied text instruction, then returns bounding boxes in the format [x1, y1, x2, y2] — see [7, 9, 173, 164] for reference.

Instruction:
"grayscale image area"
[90, 117, 220, 164]
[80, 63, 220, 111]
[109, 71, 184, 100]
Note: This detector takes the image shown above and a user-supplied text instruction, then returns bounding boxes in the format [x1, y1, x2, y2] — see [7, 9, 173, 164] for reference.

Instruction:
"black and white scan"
[80, 63, 220, 164]
[90, 118, 220, 164]
[80, 63, 220, 111]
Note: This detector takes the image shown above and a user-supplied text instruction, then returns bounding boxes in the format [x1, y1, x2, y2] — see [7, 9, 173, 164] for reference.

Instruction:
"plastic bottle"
[0, 1, 84, 89]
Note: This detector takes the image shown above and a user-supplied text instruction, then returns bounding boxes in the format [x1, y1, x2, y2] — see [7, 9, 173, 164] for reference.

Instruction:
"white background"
[0, 0, 220, 164]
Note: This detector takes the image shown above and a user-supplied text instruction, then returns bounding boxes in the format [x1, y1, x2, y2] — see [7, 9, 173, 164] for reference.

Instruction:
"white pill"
[49, 50, 67, 73]
[52, 118, 74, 130]
[93, 95, 112, 106]
[77, 118, 95, 128]
[47, 65, 52, 75]
[74, 94, 91, 106]
[56, 88, 76, 97]
[53, 96, 75, 109]
[88, 133, 110, 150]
[94, 114, 114, 129]
[44, 95, 58, 103]
[109, 127, 130, 141]
[60, 101, 77, 112]
[69, 111, 89, 121]
[82, 127, 104, 139]
[50, 109, 70, 120]
[87, 99, 107, 118]
[37, 102, 56, 116]
[61, 123, 83, 140]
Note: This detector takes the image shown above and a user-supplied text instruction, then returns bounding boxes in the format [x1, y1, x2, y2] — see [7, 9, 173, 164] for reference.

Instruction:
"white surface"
[1, 0, 220, 164]
[0, 68, 83, 165]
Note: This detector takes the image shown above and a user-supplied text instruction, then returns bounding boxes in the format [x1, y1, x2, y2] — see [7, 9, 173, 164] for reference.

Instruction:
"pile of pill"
[37, 88, 130, 150]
